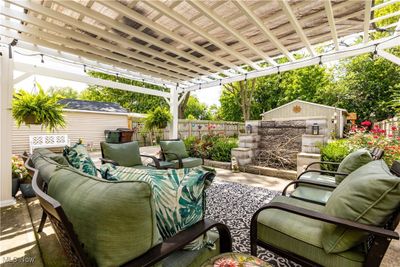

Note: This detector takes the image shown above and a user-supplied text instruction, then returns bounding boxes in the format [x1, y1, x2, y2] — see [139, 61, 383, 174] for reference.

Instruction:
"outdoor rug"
[205, 181, 301, 267]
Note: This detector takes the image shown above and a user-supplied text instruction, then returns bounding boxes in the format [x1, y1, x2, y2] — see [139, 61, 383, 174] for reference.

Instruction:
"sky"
[13, 52, 223, 107]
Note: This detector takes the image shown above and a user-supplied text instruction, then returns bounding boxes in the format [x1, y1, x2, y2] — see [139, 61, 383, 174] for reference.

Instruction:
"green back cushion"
[322, 160, 400, 253]
[63, 143, 97, 176]
[335, 149, 373, 184]
[99, 164, 215, 250]
[101, 141, 142, 167]
[48, 167, 160, 267]
[31, 149, 69, 184]
[160, 140, 189, 161]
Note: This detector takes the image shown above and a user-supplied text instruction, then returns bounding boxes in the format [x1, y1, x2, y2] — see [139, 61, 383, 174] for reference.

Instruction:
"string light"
[40, 54, 44, 63]
[319, 55, 322, 66]
[83, 64, 87, 73]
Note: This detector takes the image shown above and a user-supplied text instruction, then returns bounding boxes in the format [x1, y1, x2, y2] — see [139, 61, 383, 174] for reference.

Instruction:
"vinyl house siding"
[12, 110, 128, 154]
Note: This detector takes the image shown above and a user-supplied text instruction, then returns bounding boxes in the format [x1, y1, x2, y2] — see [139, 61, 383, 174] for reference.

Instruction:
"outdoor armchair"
[291, 148, 384, 204]
[159, 139, 204, 169]
[100, 141, 161, 169]
[251, 160, 400, 267]
[26, 154, 233, 267]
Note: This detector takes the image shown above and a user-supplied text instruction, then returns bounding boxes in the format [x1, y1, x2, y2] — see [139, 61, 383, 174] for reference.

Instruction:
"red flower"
[389, 134, 393, 138]
[361, 121, 372, 127]
[391, 126, 398, 131]
[368, 141, 373, 145]
[373, 136, 379, 139]
[374, 124, 380, 129]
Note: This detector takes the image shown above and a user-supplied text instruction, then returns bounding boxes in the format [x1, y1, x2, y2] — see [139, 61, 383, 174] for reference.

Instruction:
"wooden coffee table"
[201, 252, 271, 267]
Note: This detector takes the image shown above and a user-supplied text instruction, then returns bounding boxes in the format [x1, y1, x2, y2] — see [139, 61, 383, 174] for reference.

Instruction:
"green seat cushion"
[98, 164, 215, 250]
[63, 143, 97, 176]
[101, 141, 142, 167]
[160, 140, 189, 161]
[257, 196, 365, 267]
[335, 149, 372, 184]
[290, 186, 333, 205]
[160, 231, 220, 267]
[48, 166, 160, 267]
[322, 160, 400, 253]
[171, 157, 203, 168]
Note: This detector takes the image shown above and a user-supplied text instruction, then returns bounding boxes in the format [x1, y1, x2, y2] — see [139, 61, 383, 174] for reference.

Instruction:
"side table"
[201, 252, 271, 267]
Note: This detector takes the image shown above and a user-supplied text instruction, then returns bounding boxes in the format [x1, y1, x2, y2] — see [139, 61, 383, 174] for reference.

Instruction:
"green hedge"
[319, 140, 351, 171]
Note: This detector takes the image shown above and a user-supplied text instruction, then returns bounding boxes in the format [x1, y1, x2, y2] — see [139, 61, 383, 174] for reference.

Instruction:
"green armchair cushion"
[98, 164, 215, 250]
[101, 141, 142, 167]
[63, 143, 97, 176]
[48, 166, 161, 267]
[257, 196, 365, 267]
[322, 160, 400, 253]
[290, 186, 333, 205]
[299, 172, 336, 184]
[160, 140, 189, 161]
[335, 149, 372, 184]
[31, 151, 68, 184]
[171, 157, 203, 168]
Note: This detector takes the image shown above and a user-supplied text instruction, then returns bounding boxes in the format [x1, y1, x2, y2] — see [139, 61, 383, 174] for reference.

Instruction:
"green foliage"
[47, 86, 79, 99]
[209, 138, 238, 162]
[184, 96, 211, 120]
[217, 88, 243, 121]
[184, 134, 238, 162]
[12, 83, 66, 131]
[319, 140, 351, 171]
[144, 107, 172, 131]
[80, 71, 168, 113]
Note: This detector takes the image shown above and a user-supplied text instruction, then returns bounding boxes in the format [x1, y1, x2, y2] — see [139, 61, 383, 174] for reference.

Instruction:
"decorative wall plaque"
[293, 105, 301, 113]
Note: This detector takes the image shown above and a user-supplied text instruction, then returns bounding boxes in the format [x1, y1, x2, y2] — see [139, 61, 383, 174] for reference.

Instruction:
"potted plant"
[144, 107, 172, 144]
[11, 155, 21, 197]
[11, 155, 35, 198]
[12, 83, 66, 131]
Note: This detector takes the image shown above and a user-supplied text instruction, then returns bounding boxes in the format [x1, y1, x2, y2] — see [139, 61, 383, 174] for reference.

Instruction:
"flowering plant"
[11, 155, 31, 183]
[347, 124, 400, 166]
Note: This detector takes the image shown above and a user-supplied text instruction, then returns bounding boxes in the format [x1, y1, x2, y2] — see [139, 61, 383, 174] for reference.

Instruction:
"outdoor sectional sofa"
[27, 148, 232, 267]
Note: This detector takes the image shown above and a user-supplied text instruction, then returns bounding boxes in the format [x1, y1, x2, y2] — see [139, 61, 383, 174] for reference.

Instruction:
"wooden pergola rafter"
[1, 0, 400, 207]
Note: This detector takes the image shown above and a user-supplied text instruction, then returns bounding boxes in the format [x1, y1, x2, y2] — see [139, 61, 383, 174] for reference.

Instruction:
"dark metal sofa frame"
[25, 156, 232, 266]
[99, 141, 162, 169]
[159, 139, 204, 169]
[250, 161, 400, 267]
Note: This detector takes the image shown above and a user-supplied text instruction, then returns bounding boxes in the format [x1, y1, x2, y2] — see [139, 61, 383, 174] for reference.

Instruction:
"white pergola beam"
[370, 10, 400, 24]
[13, 72, 32, 85]
[0, 46, 15, 207]
[144, 0, 261, 70]
[364, 0, 373, 43]
[8, 40, 178, 89]
[377, 49, 400, 65]
[0, 28, 181, 84]
[279, 0, 316, 56]
[182, 36, 400, 92]
[6, 0, 207, 79]
[324, 0, 339, 51]
[234, 1, 295, 61]
[189, 0, 277, 66]
[14, 62, 170, 98]
[53, 0, 219, 76]
[101, 0, 246, 74]
[371, 0, 400, 11]
[0, 11, 195, 81]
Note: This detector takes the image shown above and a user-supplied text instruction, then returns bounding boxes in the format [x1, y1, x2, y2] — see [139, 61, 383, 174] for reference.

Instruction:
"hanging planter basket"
[158, 121, 168, 129]
[23, 115, 42, 125]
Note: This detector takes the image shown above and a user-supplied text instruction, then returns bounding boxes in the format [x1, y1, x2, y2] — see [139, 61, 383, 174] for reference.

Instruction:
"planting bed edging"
[240, 165, 297, 180]
[203, 159, 231, 170]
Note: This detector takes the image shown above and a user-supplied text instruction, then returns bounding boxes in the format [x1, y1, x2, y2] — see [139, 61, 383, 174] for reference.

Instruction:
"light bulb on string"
[40, 54, 44, 63]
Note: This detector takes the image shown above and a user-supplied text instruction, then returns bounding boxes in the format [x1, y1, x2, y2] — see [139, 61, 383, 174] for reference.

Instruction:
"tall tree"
[183, 96, 211, 120]
[47, 86, 79, 99]
[80, 72, 168, 113]
[222, 79, 256, 121]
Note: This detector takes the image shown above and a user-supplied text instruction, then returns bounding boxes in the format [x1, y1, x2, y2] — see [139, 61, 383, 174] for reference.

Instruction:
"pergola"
[1, 0, 399, 207]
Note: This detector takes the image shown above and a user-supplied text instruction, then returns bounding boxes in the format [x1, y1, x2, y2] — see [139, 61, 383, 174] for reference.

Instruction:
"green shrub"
[209, 138, 238, 162]
[320, 140, 351, 171]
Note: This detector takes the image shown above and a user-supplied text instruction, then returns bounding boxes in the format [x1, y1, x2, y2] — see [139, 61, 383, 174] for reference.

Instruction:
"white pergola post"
[169, 87, 179, 139]
[0, 46, 16, 207]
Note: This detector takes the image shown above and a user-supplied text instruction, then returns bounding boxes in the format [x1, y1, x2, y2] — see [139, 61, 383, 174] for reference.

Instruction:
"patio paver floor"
[1, 146, 399, 266]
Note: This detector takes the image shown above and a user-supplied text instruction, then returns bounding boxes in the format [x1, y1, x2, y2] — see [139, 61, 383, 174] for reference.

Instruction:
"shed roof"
[59, 99, 128, 113]
[261, 99, 348, 116]
[2, 0, 398, 90]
